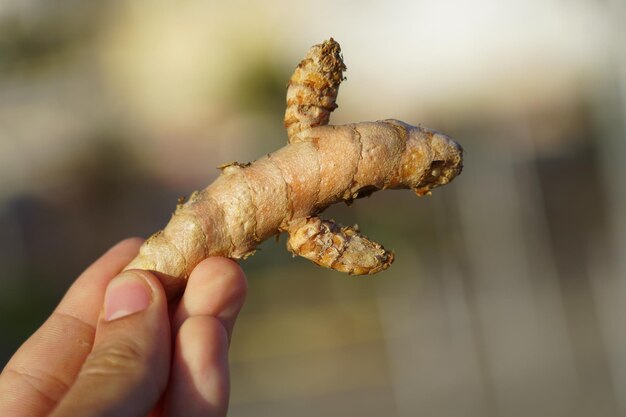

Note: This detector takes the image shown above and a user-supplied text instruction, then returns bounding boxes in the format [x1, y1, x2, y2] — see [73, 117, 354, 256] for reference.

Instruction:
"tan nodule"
[284, 38, 346, 141]
[125, 38, 463, 299]
[286, 217, 393, 275]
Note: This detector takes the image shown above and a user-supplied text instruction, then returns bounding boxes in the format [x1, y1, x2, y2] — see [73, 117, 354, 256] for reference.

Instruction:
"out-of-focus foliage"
[0, 1, 105, 75]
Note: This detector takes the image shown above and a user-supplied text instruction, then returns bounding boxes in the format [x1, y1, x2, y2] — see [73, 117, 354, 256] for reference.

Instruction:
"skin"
[0, 238, 247, 417]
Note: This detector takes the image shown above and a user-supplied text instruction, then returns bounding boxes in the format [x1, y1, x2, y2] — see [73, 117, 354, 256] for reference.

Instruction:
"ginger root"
[125, 39, 463, 299]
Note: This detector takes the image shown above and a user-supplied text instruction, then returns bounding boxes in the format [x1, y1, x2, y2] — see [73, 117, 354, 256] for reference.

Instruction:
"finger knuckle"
[80, 339, 145, 378]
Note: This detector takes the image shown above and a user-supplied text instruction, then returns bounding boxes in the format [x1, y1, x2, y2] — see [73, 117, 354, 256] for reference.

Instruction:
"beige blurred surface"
[2, 1, 626, 416]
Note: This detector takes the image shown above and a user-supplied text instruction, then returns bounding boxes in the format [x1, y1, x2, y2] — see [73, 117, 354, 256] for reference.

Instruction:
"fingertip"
[108, 237, 144, 257]
[193, 257, 247, 289]
[103, 271, 158, 321]
[96, 269, 170, 340]
[189, 257, 248, 310]
[116, 269, 168, 307]
[173, 257, 247, 339]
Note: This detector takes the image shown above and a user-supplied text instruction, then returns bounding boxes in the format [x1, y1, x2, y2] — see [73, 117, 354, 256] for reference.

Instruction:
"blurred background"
[1, 0, 625, 415]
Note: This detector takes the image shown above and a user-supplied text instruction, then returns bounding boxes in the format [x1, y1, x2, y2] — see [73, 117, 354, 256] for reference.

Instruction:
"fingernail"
[105, 272, 152, 321]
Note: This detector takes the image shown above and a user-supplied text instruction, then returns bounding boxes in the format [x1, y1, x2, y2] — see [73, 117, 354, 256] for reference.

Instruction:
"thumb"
[50, 270, 171, 417]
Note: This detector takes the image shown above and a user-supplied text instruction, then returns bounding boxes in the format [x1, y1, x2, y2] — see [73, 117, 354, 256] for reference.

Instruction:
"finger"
[163, 258, 246, 417]
[171, 257, 247, 341]
[50, 270, 171, 417]
[0, 238, 142, 417]
[163, 316, 231, 417]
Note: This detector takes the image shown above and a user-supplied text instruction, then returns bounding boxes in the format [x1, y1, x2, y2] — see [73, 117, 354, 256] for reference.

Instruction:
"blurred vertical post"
[589, 0, 626, 414]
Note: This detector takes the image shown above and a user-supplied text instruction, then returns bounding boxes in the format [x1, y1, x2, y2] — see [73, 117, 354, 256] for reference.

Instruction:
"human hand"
[0, 238, 247, 417]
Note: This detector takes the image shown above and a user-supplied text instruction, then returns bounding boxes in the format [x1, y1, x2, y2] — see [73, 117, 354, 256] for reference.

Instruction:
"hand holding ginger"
[0, 239, 247, 417]
[127, 39, 464, 298]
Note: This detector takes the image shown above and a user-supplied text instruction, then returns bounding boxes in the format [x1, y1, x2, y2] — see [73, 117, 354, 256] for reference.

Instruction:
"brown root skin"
[286, 217, 394, 275]
[284, 37, 345, 141]
[125, 39, 464, 299]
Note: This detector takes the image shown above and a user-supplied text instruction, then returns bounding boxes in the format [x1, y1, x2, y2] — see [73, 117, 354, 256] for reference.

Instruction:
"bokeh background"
[2, 0, 626, 416]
